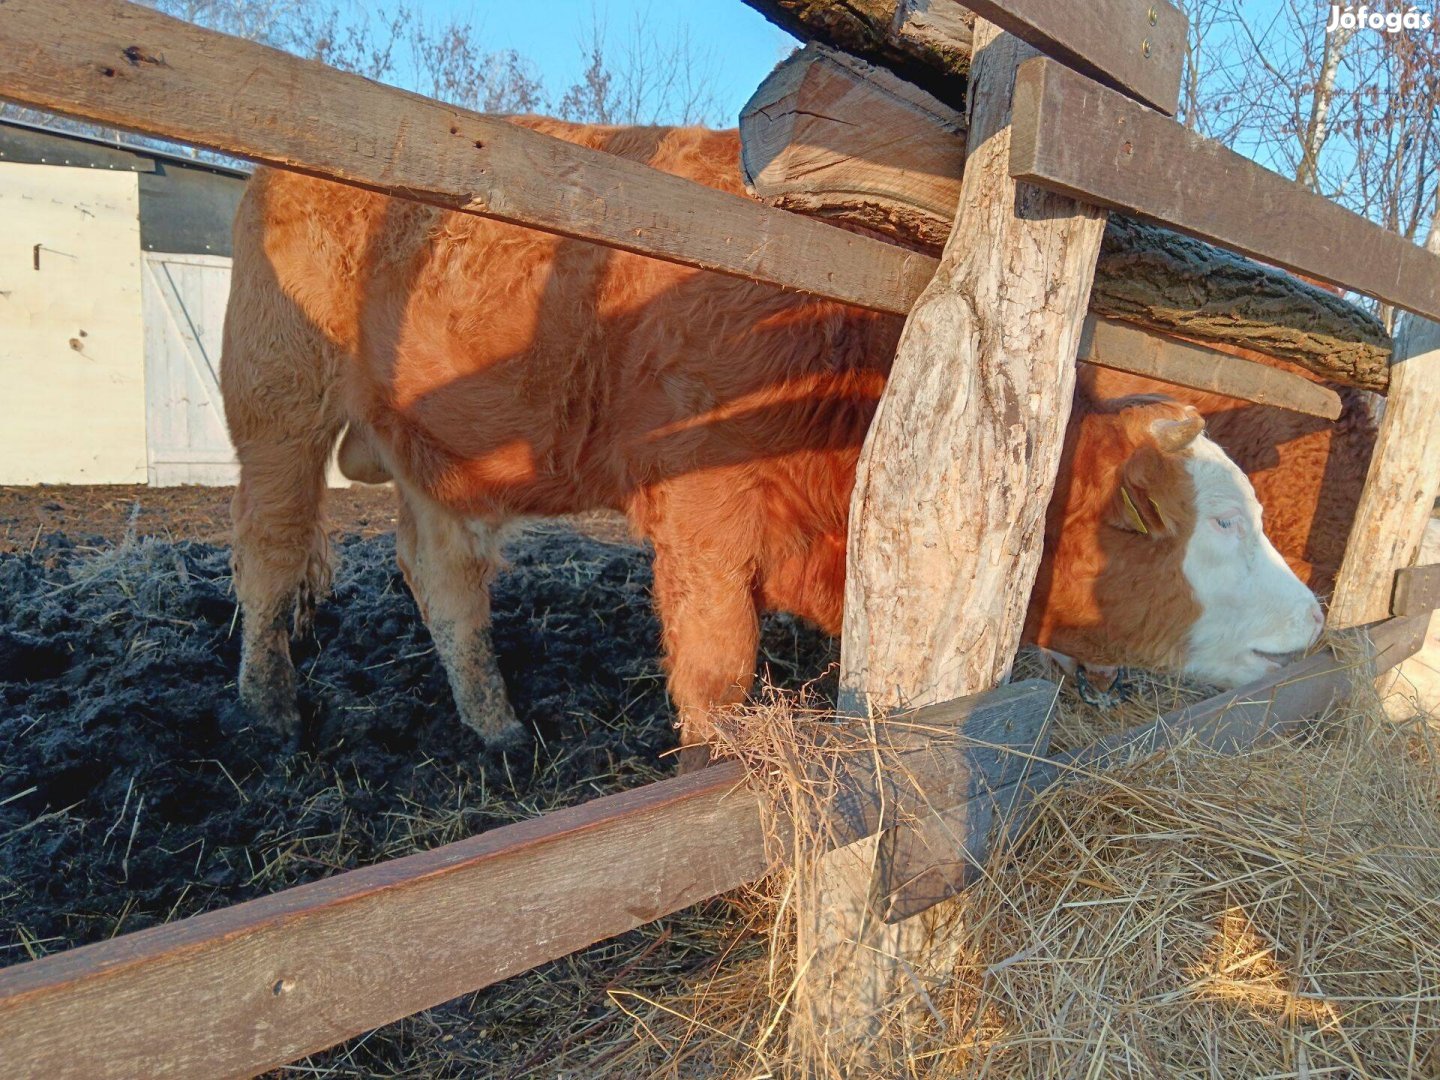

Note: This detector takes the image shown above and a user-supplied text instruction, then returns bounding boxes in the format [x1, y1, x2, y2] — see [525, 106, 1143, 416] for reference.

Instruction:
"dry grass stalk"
[589, 659, 1440, 1080]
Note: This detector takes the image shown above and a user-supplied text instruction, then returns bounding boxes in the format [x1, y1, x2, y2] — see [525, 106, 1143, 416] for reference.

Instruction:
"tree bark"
[739, 0, 974, 107]
[1093, 217, 1390, 392]
[739, 41, 1393, 391]
[790, 20, 1108, 1072]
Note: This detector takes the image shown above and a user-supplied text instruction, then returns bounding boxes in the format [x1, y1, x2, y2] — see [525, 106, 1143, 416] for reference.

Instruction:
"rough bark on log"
[793, 20, 1109, 1071]
[740, 0, 974, 107]
[1094, 217, 1391, 393]
[739, 42, 1393, 392]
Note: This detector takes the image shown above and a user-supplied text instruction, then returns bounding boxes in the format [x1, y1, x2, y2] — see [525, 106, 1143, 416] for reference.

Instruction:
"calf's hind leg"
[223, 290, 343, 738]
[651, 540, 761, 772]
[395, 491, 525, 751]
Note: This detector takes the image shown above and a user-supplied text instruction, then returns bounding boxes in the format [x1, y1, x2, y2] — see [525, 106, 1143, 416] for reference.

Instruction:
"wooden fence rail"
[878, 613, 1429, 920]
[1078, 317, 1342, 420]
[0, 0, 938, 315]
[1395, 565, 1440, 618]
[0, 0, 1396, 405]
[2, 3, 1438, 1076]
[0, 626, 1425, 1079]
[963, 0, 1187, 113]
[1011, 57, 1440, 321]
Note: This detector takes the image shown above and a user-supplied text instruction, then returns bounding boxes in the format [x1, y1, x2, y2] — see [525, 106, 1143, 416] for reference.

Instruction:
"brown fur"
[221, 118, 1370, 750]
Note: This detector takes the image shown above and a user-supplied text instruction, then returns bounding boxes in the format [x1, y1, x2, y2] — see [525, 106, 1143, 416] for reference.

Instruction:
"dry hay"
[9, 507, 1439, 1076]
[584, 659, 1440, 1079]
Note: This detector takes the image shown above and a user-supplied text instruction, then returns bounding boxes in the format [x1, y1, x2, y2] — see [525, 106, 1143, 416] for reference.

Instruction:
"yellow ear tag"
[1121, 487, 1149, 534]
[1148, 496, 1169, 532]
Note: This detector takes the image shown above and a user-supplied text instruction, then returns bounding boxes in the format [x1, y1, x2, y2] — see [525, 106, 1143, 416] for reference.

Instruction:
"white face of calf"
[1179, 435, 1324, 687]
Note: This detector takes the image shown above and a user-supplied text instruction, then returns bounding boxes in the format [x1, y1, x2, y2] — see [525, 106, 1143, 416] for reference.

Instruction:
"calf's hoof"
[458, 692, 530, 755]
[238, 677, 303, 740]
[478, 716, 532, 756]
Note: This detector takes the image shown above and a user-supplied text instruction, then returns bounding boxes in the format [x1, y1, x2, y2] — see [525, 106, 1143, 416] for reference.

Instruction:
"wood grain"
[821, 680, 1057, 849]
[1393, 565, 1440, 618]
[3, 627, 1422, 1078]
[797, 21, 1110, 1070]
[879, 613, 1430, 920]
[1078, 316, 1342, 419]
[740, 0, 975, 107]
[0, 0, 936, 316]
[1011, 57, 1440, 321]
[1330, 312, 1440, 627]
[740, 42, 968, 251]
[0, 764, 766, 1080]
[964, 0, 1186, 114]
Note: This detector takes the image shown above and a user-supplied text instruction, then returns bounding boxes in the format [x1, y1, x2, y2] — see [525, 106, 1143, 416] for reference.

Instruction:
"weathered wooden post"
[789, 20, 1109, 1072]
[1328, 228, 1440, 631]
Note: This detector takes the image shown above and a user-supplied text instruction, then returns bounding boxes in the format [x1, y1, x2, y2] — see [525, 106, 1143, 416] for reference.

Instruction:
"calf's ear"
[1151, 411, 1204, 453]
[1109, 447, 1181, 538]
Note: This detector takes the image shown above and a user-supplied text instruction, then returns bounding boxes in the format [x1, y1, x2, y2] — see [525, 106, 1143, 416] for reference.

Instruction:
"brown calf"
[221, 119, 1324, 760]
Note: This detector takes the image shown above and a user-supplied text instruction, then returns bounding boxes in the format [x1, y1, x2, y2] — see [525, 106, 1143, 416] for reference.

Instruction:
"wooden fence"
[1, 0, 1439, 1074]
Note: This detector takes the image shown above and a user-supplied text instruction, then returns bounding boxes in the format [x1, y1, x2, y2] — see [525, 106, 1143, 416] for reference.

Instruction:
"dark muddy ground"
[0, 486, 834, 1077]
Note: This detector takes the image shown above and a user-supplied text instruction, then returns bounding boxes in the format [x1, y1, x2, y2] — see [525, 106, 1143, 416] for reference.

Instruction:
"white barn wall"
[0, 162, 147, 483]
[0, 158, 351, 489]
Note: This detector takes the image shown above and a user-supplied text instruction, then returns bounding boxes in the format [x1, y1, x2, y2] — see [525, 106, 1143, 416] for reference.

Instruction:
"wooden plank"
[1010, 57, 1440, 321]
[1394, 565, 1440, 617]
[1078, 316, 1342, 419]
[965, 0, 1186, 114]
[794, 20, 1110, 1072]
[878, 613, 1430, 921]
[1068, 612, 1428, 768]
[0, 0, 937, 317]
[739, 45, 1392, 393]
[4, 618, 1425, 1080]
[1330, 310, 1440, 627]
[742, 0, 1187, 115]
[0, 763, 766, 1080]
[0, 680, 1054, 1080]
[821, 680, 1057, 848]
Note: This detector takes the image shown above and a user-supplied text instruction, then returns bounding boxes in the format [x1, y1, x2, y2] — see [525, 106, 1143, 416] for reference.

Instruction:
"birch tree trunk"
[1296, 23, 1355, 190]
[790, 21, 1108, 1073]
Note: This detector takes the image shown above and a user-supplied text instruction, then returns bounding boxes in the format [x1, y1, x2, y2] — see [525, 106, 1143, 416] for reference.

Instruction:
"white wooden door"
[141, 251, 238, 485]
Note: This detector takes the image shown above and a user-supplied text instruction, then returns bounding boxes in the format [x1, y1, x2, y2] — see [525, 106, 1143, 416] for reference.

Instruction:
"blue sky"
[422, 0, 798, 124]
